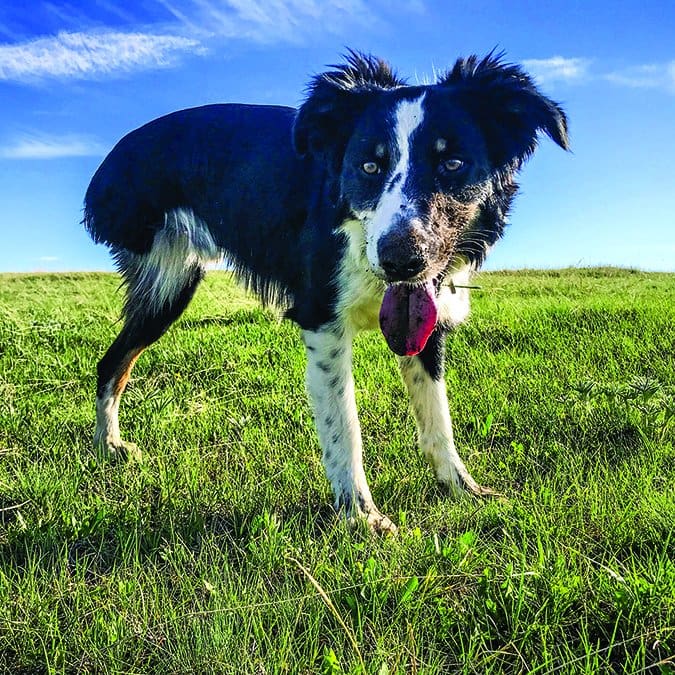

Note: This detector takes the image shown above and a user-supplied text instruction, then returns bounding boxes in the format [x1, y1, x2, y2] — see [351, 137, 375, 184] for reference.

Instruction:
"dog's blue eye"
[361, 161, 380, 175]
[442, 158, 464, 173]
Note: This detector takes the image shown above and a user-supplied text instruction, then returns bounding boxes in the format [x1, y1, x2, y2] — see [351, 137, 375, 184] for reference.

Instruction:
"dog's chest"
[341, 269, 385, 331]
[335, 219, 386, 332]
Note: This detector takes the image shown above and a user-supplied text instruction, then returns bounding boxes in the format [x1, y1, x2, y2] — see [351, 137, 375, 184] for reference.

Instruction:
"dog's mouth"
[379, 280, 438, 357]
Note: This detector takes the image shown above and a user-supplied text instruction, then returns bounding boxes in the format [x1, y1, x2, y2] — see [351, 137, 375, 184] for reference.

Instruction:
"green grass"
[0, 268, 673, 674]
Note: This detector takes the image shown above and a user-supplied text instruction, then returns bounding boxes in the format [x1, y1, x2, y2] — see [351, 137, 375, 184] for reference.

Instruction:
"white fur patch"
[302, 327, 377, 515]
[125, 208, 221, 316]
[436, 265, 472, 326]
[398, 354, 476, 495]
[94, 380, 121, 449]
[335, 218, 386, 332]
[364, 93, 426, 273]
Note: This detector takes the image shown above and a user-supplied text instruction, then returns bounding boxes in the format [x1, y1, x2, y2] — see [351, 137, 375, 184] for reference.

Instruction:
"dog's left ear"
[440, 53, 569, 169]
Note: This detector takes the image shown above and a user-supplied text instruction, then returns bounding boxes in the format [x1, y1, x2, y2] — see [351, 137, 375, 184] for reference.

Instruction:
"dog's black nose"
[377, 234, 426, 282]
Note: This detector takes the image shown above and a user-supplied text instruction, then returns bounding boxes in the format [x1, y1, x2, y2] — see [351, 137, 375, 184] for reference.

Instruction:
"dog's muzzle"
[377, 232, 426, 282]
[376, 216, 429, 283]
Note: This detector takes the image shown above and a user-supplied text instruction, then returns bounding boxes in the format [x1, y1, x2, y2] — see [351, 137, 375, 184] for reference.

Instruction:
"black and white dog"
[84, 51, 568, 532]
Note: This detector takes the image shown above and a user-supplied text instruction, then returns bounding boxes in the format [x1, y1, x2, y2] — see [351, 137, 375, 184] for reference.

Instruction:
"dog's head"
[294, 51, 569, 355]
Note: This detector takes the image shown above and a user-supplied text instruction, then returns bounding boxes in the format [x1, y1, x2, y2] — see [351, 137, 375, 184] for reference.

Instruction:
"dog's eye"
[441, 158, 465, 173]
[361, 161, 380, 175]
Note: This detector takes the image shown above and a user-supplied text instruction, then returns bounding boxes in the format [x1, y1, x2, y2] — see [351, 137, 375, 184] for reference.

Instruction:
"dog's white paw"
[438, 470, 503, 501]
[336, 495, 398, 535]
[354, 508, 398, 535]
[94, 437, 143, 463]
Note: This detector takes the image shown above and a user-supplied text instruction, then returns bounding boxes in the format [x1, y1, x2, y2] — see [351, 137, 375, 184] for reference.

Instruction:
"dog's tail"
[83, 132, 174, 254]
[85, 174, 219, 326]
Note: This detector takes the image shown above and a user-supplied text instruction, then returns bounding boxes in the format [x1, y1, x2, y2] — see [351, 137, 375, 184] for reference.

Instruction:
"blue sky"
[1, 0, 673, 273]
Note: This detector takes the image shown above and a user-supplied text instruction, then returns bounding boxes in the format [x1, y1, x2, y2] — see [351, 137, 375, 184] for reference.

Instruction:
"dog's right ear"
[293, 81, 364, 175]
[294, 51, 405, 174]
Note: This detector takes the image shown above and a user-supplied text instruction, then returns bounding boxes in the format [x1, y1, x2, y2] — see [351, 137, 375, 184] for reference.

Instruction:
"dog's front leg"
[302, 327, 396, 534]
[398, 331, 496, 497]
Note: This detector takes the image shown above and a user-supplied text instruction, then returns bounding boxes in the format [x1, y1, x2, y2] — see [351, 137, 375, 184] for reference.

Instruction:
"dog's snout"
[377, 229, 426, 282]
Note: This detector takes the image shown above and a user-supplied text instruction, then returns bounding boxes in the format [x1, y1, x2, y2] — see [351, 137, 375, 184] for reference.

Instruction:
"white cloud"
[0, 1, 378, 83]
[156, 0, 377, 44]
[0, 132, 106, 159]
[0, 30, 203, 82]
[521, 56, 675, 95]
[605, 61, 675, 92]
[522, 56, 590, 84]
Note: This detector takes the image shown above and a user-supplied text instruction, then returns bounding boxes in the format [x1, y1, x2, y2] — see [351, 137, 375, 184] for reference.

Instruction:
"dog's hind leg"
[398, 330, 497, 497]
[94, 210, 218, 460]
[302, 325, 397, 534]
[94, 260, 204, 460]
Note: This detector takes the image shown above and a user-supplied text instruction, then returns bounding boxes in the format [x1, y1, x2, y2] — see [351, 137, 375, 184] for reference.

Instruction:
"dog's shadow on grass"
[0, 491, 344, 580]
[178, 309, 276, 330]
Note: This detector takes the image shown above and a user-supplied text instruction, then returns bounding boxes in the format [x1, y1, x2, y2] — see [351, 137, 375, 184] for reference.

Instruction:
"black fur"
[418, 328, 447, 381]
[85, 104, 315, 313]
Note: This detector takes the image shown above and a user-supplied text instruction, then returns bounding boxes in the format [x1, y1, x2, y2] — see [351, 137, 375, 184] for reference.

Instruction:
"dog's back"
[84, 104, 313, 299]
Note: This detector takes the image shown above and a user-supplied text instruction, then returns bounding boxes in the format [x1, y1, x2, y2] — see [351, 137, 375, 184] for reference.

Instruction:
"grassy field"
[0, 268, 673, 674]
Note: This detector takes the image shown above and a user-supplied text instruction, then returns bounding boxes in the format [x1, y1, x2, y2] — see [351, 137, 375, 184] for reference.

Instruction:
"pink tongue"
[379, 281, 438, 356]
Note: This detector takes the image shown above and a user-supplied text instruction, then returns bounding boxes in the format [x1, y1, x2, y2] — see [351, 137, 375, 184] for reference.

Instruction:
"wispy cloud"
[522, 55, 675, 95]
[0, 1, 379, 84]
[0, 30, 202, 83]
[0, 132, 106, 159]
[158, 0, 377, 44]
[605, 61, 675, 92]
[522, 56, 590, 84]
